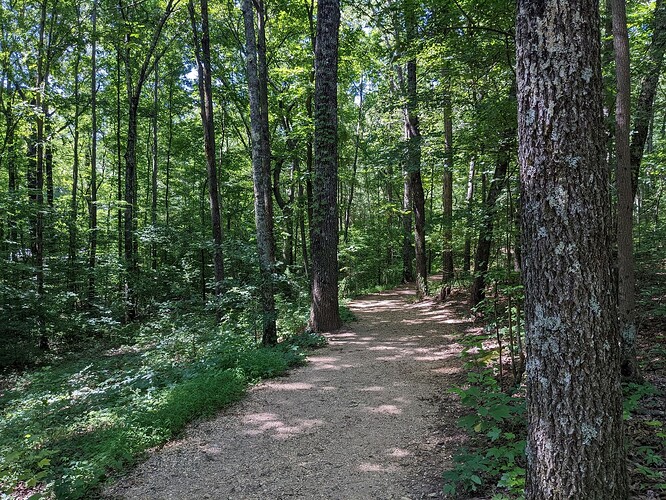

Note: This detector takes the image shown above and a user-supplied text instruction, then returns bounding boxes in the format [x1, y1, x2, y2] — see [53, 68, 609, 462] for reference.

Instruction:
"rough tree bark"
[309, 0, 342, 332]
[242, 0, 278, 344]
[189, 0, 225, 319]
[442, 86, 454, 282]
[517, 1, 628, 497]
[611, 0, 639, 379]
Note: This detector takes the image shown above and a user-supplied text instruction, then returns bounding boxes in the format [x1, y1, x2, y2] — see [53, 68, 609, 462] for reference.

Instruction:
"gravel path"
[104, 285, 471, 499]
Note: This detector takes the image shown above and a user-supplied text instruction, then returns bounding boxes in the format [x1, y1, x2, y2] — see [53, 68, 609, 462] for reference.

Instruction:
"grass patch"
[0, 313, 313, 499]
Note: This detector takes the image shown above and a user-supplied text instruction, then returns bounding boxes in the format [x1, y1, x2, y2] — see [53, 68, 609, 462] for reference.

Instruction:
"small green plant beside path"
[0, 323, 325, 499]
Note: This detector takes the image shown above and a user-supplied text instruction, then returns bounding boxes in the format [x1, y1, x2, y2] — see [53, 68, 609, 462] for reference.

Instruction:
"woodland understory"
[1, 0, 666, 498]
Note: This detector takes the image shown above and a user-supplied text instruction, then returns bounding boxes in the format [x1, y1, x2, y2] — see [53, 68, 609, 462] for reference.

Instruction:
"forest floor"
[103, 283, 474, 499]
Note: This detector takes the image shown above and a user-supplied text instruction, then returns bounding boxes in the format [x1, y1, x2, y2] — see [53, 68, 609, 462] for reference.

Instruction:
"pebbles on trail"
[104, 285, 471, 500]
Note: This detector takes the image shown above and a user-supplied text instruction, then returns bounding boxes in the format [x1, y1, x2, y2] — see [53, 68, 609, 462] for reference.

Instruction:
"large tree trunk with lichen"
[517, 1, 628, 498]
[242, 0, 277, 345]
[309, 0, 342, 332]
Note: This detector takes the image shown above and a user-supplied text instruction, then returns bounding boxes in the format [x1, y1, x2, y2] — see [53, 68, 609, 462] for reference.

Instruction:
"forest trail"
[105, 284, 473, 499]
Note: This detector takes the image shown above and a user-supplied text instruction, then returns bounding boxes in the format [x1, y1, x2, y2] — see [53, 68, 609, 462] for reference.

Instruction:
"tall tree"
[441, 79, 454, 282]
[189, 0, 225, 318]
[469, 127, 512, 306]
[403, 0, 427, 298]
[242, 0, 277, 344]
[309, 0, 342, 332]
[517, 0, 628, 497]
[611, 0, 639, 379]
[630, 0, 666, 198]
[118, 0, 178, 320]
[88, 0, 98, 304]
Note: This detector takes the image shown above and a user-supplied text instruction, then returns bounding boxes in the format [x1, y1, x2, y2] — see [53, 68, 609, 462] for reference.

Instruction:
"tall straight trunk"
[123, 97, 139, 319]
[32, 0, 48, 349]
[344, 81, 364, 244]
[242, 0, 277, 344]
[273, 148, 296, 267]
[165, 74, 174, 228]
[88, 0, 98, 305]
[612, 0, 639, 379]
[189, 0, 225, 312]
[403, 2, 427, 298]
[119, 0, 177, 320]
[402, 169, 414, 282]
[309, 0, 342, 332]
[470, 135, 511, 306]
[151, 62, 159, 271]
[630, 0, 666, 198]
[442, 89, 454, 282]
[69, 29, 81, 286]
[517, 1, 628, 497]
[116, 46, 123, 263]
[463, 156, 475, 274]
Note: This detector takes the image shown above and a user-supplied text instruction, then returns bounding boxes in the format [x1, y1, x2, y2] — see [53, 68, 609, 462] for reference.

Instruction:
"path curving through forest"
[105, 284, 473, 499]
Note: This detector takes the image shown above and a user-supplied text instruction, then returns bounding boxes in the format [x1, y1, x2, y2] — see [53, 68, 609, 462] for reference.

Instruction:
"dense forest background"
[1, 0, 665, 497]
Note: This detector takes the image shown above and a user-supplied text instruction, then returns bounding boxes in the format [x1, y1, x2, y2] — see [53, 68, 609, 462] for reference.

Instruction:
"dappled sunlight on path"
[104, 282, 472, 499]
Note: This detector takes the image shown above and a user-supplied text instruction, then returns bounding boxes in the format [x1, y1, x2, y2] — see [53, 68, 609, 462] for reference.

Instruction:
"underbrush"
[444, 272, 666, 498]
[0, 306, 326, 499]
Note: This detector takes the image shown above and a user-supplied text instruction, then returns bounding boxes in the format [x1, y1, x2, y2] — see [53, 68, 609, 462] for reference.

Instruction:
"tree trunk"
[402, 170, 414, 282]
[242, 0, 277, 344]
[517, 1, 628, 497]
[88, 0, 98, 305]
[442, 88, 454, 282]
[309, 0, 342, 332]
[470, 134, 511, 306]
[344, 81, 364, 244]
[124, 97, 139, 319]
[630, 0, 666, 199]
[612, 0, 639, 379]
[463, 156, 475, 274]
[403, 2, 427, 298]
[119, 0, 177, 320]
[151, 62, 159, 271]
[69, 26, 81, 288]
[189, 0, 225, 317]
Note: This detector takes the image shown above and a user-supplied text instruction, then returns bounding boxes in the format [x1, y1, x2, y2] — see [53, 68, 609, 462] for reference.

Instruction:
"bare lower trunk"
[402, 172, 414, 283]
[242, 0, 277, 344]
[463, 156, 475, 274]
[612, 0, 639, 380]
[442, 91, 454, 282]
[190, 0, 225, 320]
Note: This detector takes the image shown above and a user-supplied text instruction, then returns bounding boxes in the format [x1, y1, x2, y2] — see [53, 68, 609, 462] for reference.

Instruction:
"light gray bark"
[242, 0, 277, 344]
[517, 1, 628, 497]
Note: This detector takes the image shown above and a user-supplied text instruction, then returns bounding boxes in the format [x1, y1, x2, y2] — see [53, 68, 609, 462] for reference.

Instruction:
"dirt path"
[104, 285, 472, 499]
